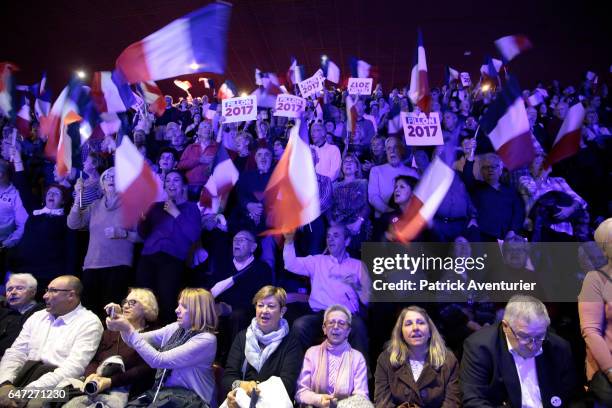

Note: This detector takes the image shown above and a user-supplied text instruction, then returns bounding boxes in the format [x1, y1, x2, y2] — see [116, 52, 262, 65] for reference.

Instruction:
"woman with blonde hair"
[374, 306, 460, 407]
[108, 288, 218, 407]
[578, 218, 612, 406]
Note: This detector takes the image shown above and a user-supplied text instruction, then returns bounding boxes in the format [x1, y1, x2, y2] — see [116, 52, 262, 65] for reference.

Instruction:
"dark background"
[2, 0, 610, 98]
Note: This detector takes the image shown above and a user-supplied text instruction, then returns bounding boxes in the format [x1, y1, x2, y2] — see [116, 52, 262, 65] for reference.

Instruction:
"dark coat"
[460, 324, 578, 408]
[0, 303, 44, 358]
[374, 348, 461, 408]
[221, 329, 304, 398]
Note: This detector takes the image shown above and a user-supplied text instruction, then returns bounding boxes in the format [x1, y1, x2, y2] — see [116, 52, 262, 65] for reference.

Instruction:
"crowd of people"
[0, 66, 611, 408]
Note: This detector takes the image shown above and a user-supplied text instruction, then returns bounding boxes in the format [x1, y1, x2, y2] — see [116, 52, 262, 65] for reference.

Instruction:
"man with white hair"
[460, 294, 579, 407]
[0, 274, 43, 357]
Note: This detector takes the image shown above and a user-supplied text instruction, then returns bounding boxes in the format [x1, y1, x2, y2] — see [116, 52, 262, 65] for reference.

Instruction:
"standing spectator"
[72, 152, 105, 209]
[177, 120, 218, 201]
[68, 167, 140, 318]
[311, 122, 341, 182]
[0, 159, 27, 250]
[137, 170, 201, 323]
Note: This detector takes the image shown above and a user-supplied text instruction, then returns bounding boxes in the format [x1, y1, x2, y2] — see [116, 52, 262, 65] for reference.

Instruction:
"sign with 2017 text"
[348, 78, 373, 95]
[401, 112, 444, 146]
[273, 94, 306, 118]
[222, 95, 257, 123]
[298, 72, 324, 98]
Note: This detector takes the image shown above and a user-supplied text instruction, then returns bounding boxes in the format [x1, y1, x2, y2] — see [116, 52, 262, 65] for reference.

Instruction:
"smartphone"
[109, 307, 116, 319]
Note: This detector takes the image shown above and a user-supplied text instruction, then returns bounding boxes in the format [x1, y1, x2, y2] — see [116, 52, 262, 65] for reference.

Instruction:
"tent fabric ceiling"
[2, 0, 609, 96]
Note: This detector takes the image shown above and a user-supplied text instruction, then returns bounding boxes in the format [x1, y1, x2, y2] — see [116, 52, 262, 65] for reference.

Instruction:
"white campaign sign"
[348, 78, 373, 95]
[460, 72, 472, 87]
[222, 95, 257, 123]
[298, 71, 324, 98]
[273, 94, 306, 118]
[401, 111, 444, 146]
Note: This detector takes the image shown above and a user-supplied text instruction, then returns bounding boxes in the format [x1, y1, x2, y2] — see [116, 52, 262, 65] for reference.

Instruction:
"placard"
[298, 72, 324, 98]
[348, 78, 373, 95]
[221, 95, 257, 123]
[460, 72, 472, 87]
[401, 111, 444, 146]
[273, 94, 306, 118]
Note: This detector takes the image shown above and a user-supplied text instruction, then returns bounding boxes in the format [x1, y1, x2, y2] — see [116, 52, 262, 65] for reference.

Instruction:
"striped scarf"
[312, 340, 354, 398]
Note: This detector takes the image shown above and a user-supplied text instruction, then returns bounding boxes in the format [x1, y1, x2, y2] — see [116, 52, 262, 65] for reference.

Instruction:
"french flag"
[173, 79, 193, 97]
[116, 137, 161, 227]
[321, 57, 340, 84]
[495, 35, 532, 62]
[346, 95, 358, 133]
[15, 97, 31, 138]
[480, 56, 503, 81]
[135, 81, 165, 116]
[199, 77, 214, 89]
[91, 70, 137, 114]
[199, 143, 239, 213]
[392, 129, 458, 243]
[349, 57, 371, 79]
[115, 2, 232, 83]
[287, 58, 305, 86]
[33, 72, 52, 120]
[253, 73, 282, 108]
[263, 118, 320, 234]
[0, 62, 18, 118]
[255, 68, 263, 86]
[479, 75, 535, 170]
[217, 80, 236, 100]
[408, 30, 431, 114]
[543, 103, 585, 169]
[444, 66, 459, 86]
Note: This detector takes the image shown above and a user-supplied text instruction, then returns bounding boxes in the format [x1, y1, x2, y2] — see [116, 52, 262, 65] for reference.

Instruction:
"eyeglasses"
[325, 320, 350, 329]
[233, 237, 254, 244]
[507, 324, 547, 346]
[122, 299, 139, 307]
[6, 285, 27, 292]
[45, 287, 73, 294]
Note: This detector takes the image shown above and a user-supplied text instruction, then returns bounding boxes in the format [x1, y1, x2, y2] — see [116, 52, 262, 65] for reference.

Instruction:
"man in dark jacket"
[460, 294, 579, 407]
[0, 273, 43, 357]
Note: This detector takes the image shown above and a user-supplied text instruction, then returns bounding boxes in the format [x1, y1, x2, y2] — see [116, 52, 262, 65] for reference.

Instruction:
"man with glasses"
[460, 294, 579, 407]
[0, 274, 43, 358]
[0, 275, 102, 399]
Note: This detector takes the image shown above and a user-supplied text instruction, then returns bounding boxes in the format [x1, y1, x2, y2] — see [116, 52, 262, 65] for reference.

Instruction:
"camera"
[84, 362, 124, 395]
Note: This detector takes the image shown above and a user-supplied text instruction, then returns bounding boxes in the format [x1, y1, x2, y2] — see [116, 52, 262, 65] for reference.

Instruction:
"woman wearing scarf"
[68, 167, 139, 318]
[108, 288, 218, 408]
[222, 286, 303, 405]
[296, 304, 369, 407]
[374, 306, 461, 408]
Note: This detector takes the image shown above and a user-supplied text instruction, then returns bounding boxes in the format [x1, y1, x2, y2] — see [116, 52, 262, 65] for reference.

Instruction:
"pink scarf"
[312, 340, 354, 398]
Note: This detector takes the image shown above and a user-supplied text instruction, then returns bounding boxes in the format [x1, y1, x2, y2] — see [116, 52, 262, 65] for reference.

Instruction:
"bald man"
[0, 275, 102, 396]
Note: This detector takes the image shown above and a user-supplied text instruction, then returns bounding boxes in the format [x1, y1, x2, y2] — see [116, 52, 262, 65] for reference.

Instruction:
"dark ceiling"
[2, 0, 610, 98]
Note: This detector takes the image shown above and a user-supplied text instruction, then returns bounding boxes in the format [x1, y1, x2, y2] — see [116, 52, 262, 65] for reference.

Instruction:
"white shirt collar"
[233, 255, 255, 271]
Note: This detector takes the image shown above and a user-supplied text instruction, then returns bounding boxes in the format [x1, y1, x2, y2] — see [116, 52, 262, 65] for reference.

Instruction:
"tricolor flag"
[253, 73, 282, 108]
[392, 127, 458, 243]
[115, 2, 232, 83]
[0, 62, 18, 118]
[321, 57, 340, 84]
[444, 66, 460, 86]
[199, 143, 239, 213]
[255, 68, 263, 86]
[263, 119, 320, 234]
[217, 80, 236, 100]
[543, 103, 585, 169]
[479, 75, 535, 170]
[408, 30, 431, 114]
[526, 92, 544, 107]
[116, 137, 161, 227]
[15, 97, 31, 138]
[495, 35, 532, 62]
[346, 95, 358, 133]
[33, 72, 52, 120]
[480, 56, 503, 80]
[287, 58, 305, 86]
[349, 57, 371, 78]
[91, 70, 137, 114]
[135, 81, 165, 116]
[199, 77, 214, 89]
